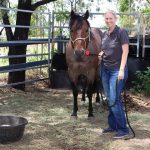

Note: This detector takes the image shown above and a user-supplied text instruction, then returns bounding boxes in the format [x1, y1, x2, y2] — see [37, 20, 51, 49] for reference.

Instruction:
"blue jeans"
[101, 65, 129, 134]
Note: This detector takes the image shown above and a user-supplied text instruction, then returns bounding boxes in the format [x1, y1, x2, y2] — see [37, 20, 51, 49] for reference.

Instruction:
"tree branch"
[0, 27, 4, 35]
[2, 13, 14, 41]
[146, 0, 150, 4]
[32, 0, 57, 11]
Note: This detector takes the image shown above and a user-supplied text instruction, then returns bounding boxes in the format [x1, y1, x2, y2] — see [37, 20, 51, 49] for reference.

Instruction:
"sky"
[51, 0, 117, 28]
[88, 1, 117, 28]
[7, 0, 117, 28]
[8, 0, 117, 13]
[5, 0, 117, 30]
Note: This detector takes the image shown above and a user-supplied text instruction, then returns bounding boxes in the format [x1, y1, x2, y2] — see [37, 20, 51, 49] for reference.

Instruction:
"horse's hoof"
[71, 113, 77, 117]
[88, 114, 94, 117]
[81, 98, 85, 102]
[71, 115, 78, 119]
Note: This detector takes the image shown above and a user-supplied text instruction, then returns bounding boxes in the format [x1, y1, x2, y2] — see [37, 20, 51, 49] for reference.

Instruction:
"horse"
[66, 10, 102, 117]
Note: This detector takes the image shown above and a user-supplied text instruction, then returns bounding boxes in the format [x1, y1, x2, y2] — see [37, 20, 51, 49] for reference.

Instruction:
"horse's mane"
[69, 13, 90, 30]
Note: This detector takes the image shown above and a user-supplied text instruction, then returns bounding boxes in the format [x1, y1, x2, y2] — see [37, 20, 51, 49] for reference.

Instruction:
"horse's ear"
[70, 10, 76, 18]
[83, 10, 89, 20]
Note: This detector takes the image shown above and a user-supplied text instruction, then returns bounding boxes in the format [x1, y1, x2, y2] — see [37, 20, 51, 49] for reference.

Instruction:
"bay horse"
[66, 10, 102, 117]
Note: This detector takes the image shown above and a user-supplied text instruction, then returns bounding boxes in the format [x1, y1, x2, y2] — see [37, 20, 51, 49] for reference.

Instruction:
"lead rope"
[122, 82, 135, 140]
[112, 79, 135, 140]
[99, 65, 135, 139]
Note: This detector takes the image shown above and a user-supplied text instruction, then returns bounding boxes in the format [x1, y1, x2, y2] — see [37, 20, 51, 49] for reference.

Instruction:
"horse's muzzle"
[74, 49, 85, 61]
[74, 49, 85, 57]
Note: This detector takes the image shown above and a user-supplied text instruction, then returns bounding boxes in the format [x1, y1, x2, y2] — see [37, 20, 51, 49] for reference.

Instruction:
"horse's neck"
[88, 28, 102, 53]
[87, 41, 95, 51]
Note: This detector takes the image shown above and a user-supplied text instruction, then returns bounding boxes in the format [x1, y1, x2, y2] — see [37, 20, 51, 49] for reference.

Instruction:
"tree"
[60, 0, 103, 12]
[117, 0, 150, 13]
[51, 0, 105, 36]
[1, 0, 56, 91]
[117, 0, 150, 28]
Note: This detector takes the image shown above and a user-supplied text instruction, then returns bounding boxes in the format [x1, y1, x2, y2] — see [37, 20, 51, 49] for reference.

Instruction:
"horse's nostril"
[74, 50, 79, 57]
[74, 49, 85, 57]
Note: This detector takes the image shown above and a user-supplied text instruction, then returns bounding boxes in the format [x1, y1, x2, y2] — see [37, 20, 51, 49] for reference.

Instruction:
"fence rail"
[0, 6, 51, 88]
[0, 6, 150, 88]
[142, 14, 150, 58]
[51, 11, 147, 58]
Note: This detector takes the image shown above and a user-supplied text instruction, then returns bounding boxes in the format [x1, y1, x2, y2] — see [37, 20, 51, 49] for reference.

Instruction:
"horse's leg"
[78, 75, 87, 102]
[81, 85, 86, 102]
[71, 82, 78, 116]
[95, 80, 100, 105]
[87, 83, 94, 117]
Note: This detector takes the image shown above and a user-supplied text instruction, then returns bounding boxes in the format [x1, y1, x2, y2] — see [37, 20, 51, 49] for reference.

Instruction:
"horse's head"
[69, 10, 90, 61]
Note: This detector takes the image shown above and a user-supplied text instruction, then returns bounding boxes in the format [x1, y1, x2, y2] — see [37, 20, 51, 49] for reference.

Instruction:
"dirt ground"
[0, 84, 150, 150]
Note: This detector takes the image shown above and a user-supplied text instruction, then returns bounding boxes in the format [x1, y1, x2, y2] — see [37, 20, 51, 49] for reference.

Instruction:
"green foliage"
[55, 10, 69, 23]
[118, 0, 129, 12]
[29, 5, 50, 37]
[141, 7, 150, 14]
[140, 7, 150, 31]
[117, 0, 150, 32]
[118, 0, 134, 12]
[131, 67, 150, 96]
[119, 15, 135, 29]
[117, 0, 136, 29]
[0, 0, 17, 21]
[0, 58, 8, 66]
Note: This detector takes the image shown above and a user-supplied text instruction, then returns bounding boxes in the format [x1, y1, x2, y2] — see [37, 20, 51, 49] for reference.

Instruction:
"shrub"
[131, 67, 150, 96]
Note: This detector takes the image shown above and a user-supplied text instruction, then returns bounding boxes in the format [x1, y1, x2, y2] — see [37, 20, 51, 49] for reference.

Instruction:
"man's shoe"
[113, 133, 129, 139]
[102, 128, 115, 134]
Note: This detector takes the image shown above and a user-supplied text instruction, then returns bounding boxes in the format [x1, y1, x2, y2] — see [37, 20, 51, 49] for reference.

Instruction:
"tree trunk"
[8, 46, 27, 90]
[3, 0, 56, 91]
[7, 0, 32, 90]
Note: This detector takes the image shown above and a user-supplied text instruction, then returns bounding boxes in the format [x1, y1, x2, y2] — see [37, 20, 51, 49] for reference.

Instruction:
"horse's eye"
[70, 29, 73, 32]
[86, 29, 88, 32]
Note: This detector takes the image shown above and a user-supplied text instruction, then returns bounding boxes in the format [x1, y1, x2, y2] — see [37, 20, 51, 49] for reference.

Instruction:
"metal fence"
[0, 7, 51, 87]
[0, 7, 150, 88]
[142, 14, 150, 58]
[51, 11, 148, 58]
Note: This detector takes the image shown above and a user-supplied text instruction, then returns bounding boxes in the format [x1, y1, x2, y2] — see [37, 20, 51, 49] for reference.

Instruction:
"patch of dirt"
[0, 83, 150, 150]
[122, 92, 150, 112]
